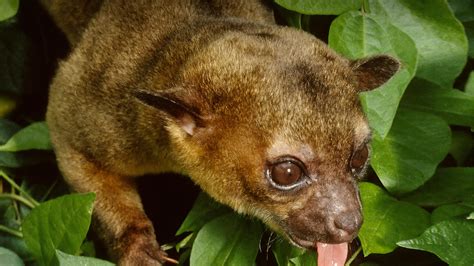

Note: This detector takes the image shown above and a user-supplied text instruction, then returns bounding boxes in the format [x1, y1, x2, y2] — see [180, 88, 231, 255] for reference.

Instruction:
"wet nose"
[328, 210, 362, 242]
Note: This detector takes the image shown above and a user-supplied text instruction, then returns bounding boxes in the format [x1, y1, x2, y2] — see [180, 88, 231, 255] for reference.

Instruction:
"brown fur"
[41, 0, 399, 264]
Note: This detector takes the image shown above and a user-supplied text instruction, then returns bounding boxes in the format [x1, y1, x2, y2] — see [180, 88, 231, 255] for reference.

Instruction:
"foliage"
[0, 0, 473, 265]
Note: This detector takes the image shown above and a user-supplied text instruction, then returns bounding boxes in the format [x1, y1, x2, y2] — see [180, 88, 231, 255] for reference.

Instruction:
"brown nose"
[327, 210, 362, 242]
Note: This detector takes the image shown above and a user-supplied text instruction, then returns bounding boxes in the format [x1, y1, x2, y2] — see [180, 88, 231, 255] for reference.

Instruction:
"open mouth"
[288, 234, 350, 266]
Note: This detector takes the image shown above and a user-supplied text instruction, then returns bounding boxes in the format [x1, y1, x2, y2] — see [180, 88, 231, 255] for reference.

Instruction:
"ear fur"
[352, 55, 400, 91]
[134, 90, 203, 136]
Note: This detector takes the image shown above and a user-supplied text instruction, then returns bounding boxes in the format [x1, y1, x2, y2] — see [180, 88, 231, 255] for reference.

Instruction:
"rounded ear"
[351, 55, 400, 91]
[134, 89, 203, 136]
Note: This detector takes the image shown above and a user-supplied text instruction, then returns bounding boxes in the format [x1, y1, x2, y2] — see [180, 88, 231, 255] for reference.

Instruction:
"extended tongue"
[316, 242, 348, 266]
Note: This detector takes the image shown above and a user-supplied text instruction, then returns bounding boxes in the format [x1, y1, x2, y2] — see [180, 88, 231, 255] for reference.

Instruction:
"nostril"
[333, 212, 361, 235]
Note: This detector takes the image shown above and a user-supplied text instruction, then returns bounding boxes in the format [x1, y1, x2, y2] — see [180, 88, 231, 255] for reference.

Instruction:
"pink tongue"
[316, 242, 348, 266]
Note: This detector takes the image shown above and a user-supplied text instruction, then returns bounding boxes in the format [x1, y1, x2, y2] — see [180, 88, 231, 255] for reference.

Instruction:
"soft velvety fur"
[41, 0, 399, 264]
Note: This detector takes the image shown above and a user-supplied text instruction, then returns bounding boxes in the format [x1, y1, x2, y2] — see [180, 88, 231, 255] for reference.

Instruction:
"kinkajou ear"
[134, 89, 203, 136]
[351, 55, 400, 91]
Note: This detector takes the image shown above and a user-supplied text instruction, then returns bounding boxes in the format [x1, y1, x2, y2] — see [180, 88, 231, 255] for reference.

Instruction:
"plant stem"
[11, 187, 22, 223]
[0, 170, 39, 207]
[0, 224, 23, 238]
[0, 193, 35, 208]
[345, 246, 362, 266]
[361, 0, 370, 14]
[41, 178, 58, 202]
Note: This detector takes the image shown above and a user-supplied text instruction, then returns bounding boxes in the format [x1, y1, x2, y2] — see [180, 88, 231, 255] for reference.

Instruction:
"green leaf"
[80, 241, 96, 258]
[176, 192, 231, 235]
[358, 183, 431, 256]
[466, 71, 474, 95]
[402, 167, 474, 207]
[448, 0, 474, 22]
[289, 251, 316, 266]
[0, 247, 24, 266]
[371, 108, 451, 194]
[55, 250, 115, 266]
[190, 213, 263, 266]
[0, 201, 32, 260]
[465, 21, 474, 58]
[0, 0, 19, 21]
[401, 79, 474, 127]
[274, 0, 360, 15]
[22, 193, 96, 266]
[328, 11, 417, 138]
[449, 130, 473, 165]
[272, 239, 306, 266]
[0, 122, 52, 152]
[431, 204, 474, 224]
[0, 119, 22, 167]
[368, 0, 468, 87]
[397, 219, 474, 266]
[0, 119, 20, 142]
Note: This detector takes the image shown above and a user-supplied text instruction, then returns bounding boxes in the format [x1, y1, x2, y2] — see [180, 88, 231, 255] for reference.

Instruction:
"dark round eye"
[269, 161, 303, 186]
[351, 144, 369, 173]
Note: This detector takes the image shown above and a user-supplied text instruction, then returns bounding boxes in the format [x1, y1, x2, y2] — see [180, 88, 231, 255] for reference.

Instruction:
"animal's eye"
[350, 144, 369, 174]
[269, 160, 303, 187]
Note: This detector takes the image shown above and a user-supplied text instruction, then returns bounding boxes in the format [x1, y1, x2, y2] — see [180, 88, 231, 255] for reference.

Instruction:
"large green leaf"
[368, 0, 468, 87]
[371, 108, 451, 194]
[274, 0, 360, 15]
[0, 247, 24, 266]
[402, 168, 474, 207]
[358, 183, 431, 256]
[397, 219, 474, 266]
[0, 0, 19, 21]
[22, 193, 96, 266]
[190, 213, 263, 266]
[176, 193, 231, 235]
[0, 122, 52, 152]
[328, 11, 417, 138]
[431, 204, 474, 224]
[55, 250, 114, 266]
[401, 79, 474, 127]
